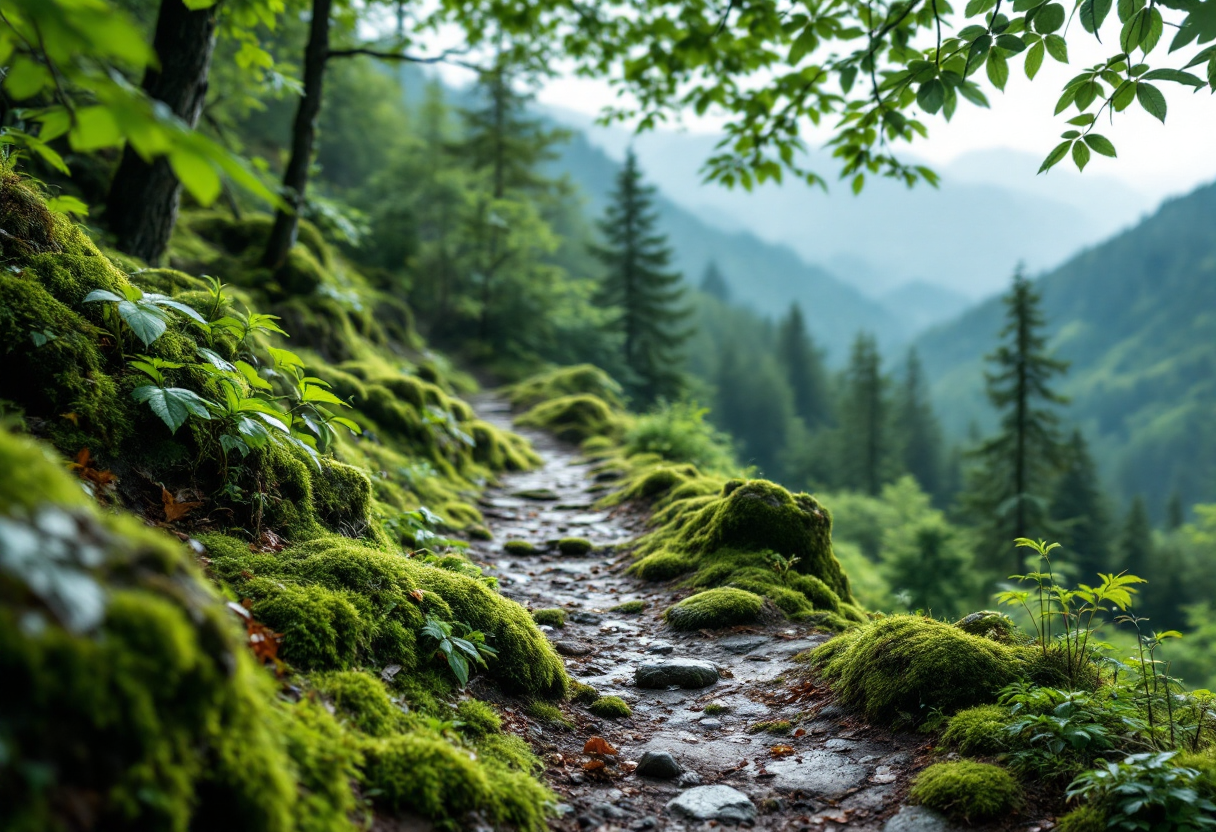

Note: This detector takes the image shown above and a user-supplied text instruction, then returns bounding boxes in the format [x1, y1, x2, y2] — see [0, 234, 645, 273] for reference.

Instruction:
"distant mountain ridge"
[915, 180, 1216, 514]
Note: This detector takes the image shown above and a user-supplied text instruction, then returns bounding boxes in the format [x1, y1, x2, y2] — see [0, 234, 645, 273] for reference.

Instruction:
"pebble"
[763, 751, 870, 798]
[884, 805, 960, 832]
[666, 785, 757, 824]
[635, 750, 683, 779]
[645, 640, 674, 654]
[700, 718, 723, 730]
[555, 640, 593, 656]
[569, 611, 603, 625]
[717, 634, 769, 654]
[635, 658, 719, 689]
[592, 802, 627, 819]
[677, 771, 703, 787]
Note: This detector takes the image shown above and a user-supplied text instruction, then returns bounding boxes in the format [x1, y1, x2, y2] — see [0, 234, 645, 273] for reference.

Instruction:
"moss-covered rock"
[665, 587, 765, 630]
[557, 537, 593, 555]
[504, 539, 537, 555]
[808, 615, 1032, 725]
[1056, 806, 1109, 832]
[746, 720, 793, 735]
[941, 704, 1015, 755]
[955, 610, 1022, 644]
[631, 551, 696, 581]
[515, 394, 626, 443]
[610, 600, 646, 614]
[531, 608, 567, 627]
[507, 364, 625, 410]
[588, 695, 632, 718]
[909, 761, 1021, 823]
[571, 682, 599, 705]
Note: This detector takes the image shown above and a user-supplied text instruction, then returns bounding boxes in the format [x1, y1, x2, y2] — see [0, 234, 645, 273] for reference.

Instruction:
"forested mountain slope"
[917, 180, 1216, 513]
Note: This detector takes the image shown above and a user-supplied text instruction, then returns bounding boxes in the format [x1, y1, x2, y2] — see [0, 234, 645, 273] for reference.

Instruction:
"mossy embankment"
[0, 173, 564, 831]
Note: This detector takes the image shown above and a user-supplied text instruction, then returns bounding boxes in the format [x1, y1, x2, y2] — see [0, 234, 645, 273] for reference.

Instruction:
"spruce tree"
[591, 148, 691, 405]
[775, 303, 832, 430]
[1049, 430, 1111, 581]
[895, 348, 944, 499]
[1119, 495, 1155, 580]
[965, 270, 1069, 572]
[839, 332, 892, 496]
[700, 262, 732, 302]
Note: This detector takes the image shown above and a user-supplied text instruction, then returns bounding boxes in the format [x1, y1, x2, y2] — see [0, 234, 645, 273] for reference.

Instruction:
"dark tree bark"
[262, 0, 333, 270]
[106, 0, 220, 265]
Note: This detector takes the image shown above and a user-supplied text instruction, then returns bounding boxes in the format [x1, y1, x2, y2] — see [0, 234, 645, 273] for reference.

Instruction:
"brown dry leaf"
[162, 486, 204, 522]
[581, 760, 606, 772]
[793, 728, 806, 738]
[770, 745, 795, 757]
[583, 736, 618, 756]
[409, 589, 425, 603]
[70, 448, 117, 489]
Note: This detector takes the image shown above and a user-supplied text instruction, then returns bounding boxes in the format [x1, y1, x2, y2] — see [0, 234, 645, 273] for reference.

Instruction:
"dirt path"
[466, 397, 946, 832]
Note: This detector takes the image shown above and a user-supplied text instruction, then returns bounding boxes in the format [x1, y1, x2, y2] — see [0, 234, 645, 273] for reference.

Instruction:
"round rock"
[555, 640, 593, 656]
[635, 658, 719, 689]
[645, 640, 675, 655]
[666, 785, 756, 824]
[635, 750, 683, 779]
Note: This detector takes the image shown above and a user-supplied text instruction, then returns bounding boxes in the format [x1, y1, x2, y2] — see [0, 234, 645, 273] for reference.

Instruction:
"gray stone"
[763, 751, 870, 798]
[883, 806, 959, 832]
[677, 770, 702, 788]
[824, 738, 855, 751]
[593, 802, 627, 820]
[842, 785, 895, 812]
[555, 640, 593, 656]
[646, 640, 674, 655]
[717, 634, 769, 654]
[635, 658, 719, 689]
[699, 718, 723, 730]
[666, 785, 756, 824]
[636, 750, 683, 779]
[569, 611, 603, 625]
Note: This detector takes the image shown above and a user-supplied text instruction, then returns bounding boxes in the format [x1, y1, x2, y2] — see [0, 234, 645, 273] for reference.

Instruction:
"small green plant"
[765, 551, 802, 586]
[1067, 752, 1216, 831]
[999, 684, 1134, 777]
[128, 356, 212, 434]
[746, 720, 792, 735]
[382, 506, 467, 554]
[703, 702, 729, 715]
[524, 700, 572, 730]
[571, 682, 599, 705]
[420, 616, 498, 688]
[624, 399, 738, 473]
[85, 285, 207, 348]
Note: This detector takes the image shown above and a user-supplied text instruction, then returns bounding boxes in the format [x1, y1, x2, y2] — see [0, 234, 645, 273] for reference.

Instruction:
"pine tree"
[1166, 491, 1185, 530]
[839, 332, 892, 496]
[591, 148, 691, 405]
[713, 348, 793, 476]
[965, 270, 1069, 572]
[700, 262, 732, 302]
[1119, 495, 1155, 579]
[895, 348, 944, 499]
[1049, 430, 1111, 581]
[775, 303, 832, 430]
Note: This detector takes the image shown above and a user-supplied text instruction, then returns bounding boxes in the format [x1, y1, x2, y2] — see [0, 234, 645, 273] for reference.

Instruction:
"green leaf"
[1112, 80, 1137, 110]
[117, 301, 169, 347]
[236, 360, 272, 391]
[966, 34, 993, 76]
[1025, 41, 1045, 78]
[917, 79, 948, 114]
[1080, 0, 1113, 33]
[301, 385, 347, 406]
[1136, 82, 1167, 122]
[987, 49, 1010, 90]
[1072, 139, 1091, 171]
[996, 34, 1027, 54]
[1035, 2, 1067, 32]
[45, 196, 90, 217]
[1082, 134, 1116, 157]
[168, 149, 222, 206]
[68, 106, 123, 152]
[83, 289, 124, 304]
[965, 0, 997, 15]
[1039, 139, 1073, 173]
[1045, 34, 1069, 62]
[1141, 68, 1204, 87]
[132, 386, 212, 434]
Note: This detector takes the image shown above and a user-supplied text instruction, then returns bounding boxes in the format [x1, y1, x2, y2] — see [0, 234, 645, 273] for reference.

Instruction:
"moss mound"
[610, 600, 646, 614]
[588, 695, 632, 718]
[665, 587, 765, 630]
[1056, 805, 1109, 832]
[515, 394, 625, 443]
[808, 615, 1031, 725]
[909, 761, 1021, 823]
[531, 608, 567, 627]
[571, 682, 599, 704]
[941, 704, 1015, 755]
[505, 539, 537, 555]
[631, 551, 695, 581]
[955, 610, 1022, 644]
[557, 537, 593, 555]
[507, 364, 625, 410]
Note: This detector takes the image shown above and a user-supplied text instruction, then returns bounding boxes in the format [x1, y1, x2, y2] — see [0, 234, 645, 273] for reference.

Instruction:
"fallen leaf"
[794, 728, 806, 738]
[69, 448, 117, 490]
[256, 529, 286, 552]
[409, 589, 425, 603]
[60, 412, 79, 426]
[162, 486, 204, 522]
[770, 745, 795, 757]
[583, 736, 618, 756]
[582, 759, 606, 771]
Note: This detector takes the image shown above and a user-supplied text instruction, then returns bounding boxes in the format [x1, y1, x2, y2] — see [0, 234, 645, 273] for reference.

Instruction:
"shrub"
[557, 537, 592, 556]
[531, 608, 567, 628]
[624, 400, 737, 473]
[1056, 805, 1109, 832]
[588, 696, 632, 718]
[910, 761, 1021, 822]
[1067, 752, 1216, 832]
[664, 588, 764, 630]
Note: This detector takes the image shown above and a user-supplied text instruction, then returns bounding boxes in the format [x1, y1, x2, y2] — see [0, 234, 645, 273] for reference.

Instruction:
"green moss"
[941, 705, 1015, 755]
[557, 537, 593, 555]
[360, 731, 489, 818]
[507, 364, 625, 410]
[504, 539, 536, 555]
[515, 394, 626, 443]
[664, 587, 765, 630]
[909, 761, 1021, 823]
[610, 600, 646, 614]
[746, 720, 793, 735]
[571, 682, 599, 704]
[313, 671, 406, 737]
[274, 698, 362, 832]
[1056, 806, 1109, 832]
[531, 608, 567, 627]
[630, 551, 695, 581]
[703, 702, 729, 715]
[808, 615, 1031, 725]
[588, 695, 632, 718]
[469, 420, 541, 471]
[525, 700, 573, 729]
[955, 610, 1022, 644]
[455, 698, 502, 738]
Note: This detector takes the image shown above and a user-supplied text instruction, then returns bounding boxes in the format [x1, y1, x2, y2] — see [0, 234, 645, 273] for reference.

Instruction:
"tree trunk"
[106, 0, 220, 265]
[262, 0, 333, 270]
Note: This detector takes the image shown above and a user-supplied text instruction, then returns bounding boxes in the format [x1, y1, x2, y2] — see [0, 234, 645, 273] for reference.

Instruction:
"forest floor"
[463, 396, 1015, 832]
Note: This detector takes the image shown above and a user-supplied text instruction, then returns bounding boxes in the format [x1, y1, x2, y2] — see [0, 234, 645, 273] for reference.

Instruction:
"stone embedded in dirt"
[666, 785, 757, 824]
[555, 640, 593, 656]
[883, 805, 961, 832]
[699, 718, 723, 730]
[645, 640, 674, 655]
[635, 750, 683, 779]
[592, 802, 627, 819]
[717, 634, 769, 654]
[635, 658, 720, 689]
[569, 611, 603, 625]
[763, 751, 870, 798]
[677, 770, 702, 787]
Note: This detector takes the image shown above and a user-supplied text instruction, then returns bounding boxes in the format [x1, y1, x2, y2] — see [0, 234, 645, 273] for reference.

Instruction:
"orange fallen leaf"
[69, 448, 117, 489]
[61, 412, 79, 426]
[582, 759, 606, 771]
[409, 589, 425, 603]
[770, 745, 795, 757]
[162, 486, 204, 522]
[794, 728, 806, 738]
[583, 736, 618, 756]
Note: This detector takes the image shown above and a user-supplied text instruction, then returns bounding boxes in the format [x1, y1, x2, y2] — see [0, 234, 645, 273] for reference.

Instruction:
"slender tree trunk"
[1014, 299, 1029, 571]
[262, 0, 333, 270]
[106, 0, 220, 264]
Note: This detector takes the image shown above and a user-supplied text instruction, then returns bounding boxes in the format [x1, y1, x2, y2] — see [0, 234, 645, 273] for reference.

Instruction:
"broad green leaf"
[1080, 0, 1113, 33]
[45, 196, 89, 216]
[1045, 34, 1069, 62]
[301, 385, 346, 406]
[1141, 68, 1204, 86]
[1025, 41, 1045, 78]
[1038, 139, 1072, 173]
[196, 347, 236, 371]
[1136, 82, 1167, 121]
[996, 34, 1027, 54]
[168, 149, 222, 205]
[83, 289, 124, 304]
[1035, 3, 1066, 32]
[1072, 139, 1091, 170]
[330, 416, 362, 435]
[1112, 80, 1138, 110]
[117, 300, 168, 347]
[966, 34, 993, 76]
[132, 385, 212, 434]
[69, 107, 123, 152]
[987, 49, 1010, 90]
[236, 360, 272, 391]
[917, 79, 947, 114]
[965, 0, 997, 16]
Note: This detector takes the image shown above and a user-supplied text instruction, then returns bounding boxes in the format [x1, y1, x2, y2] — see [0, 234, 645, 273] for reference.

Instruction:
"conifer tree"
[895, 348, 944, 499]
[591, 149, 691, 405]
[965, 270, 1069, 572]
[1119, 495, 1155, 580]
[1166, 491, 1185, 531]
[714, 349, 793, 476]
[1049, 430, 1111, 581]
[775, 304, 832, 431]
[839, 332, 892, 496]
[700, 262, 732, 302]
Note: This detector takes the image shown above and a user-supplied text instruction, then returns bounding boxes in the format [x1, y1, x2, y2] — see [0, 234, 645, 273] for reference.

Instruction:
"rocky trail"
[466, 397, 954, 832]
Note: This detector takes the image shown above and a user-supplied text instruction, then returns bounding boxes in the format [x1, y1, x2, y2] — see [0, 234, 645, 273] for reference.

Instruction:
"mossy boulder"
[808, 615, 1032, 725]
[610, 600, 646, 614]
[1056, 806, 1109, 832]
[588, 695, 632, 718]
[557, 537, 593, 556]
[955, 610, 1021, 644]
[515, 394, 626, 443]
[505, 539, 537, 555]
[507, 364, 625, 410]
[531, 608, 567, 627]
[665, 588, 765, 630]
[631, 551, 696, 581]
[909, 761, 1021, 823]
[942, 704, 1016, 755]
